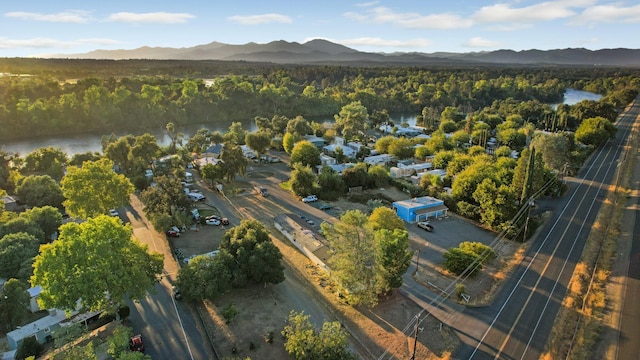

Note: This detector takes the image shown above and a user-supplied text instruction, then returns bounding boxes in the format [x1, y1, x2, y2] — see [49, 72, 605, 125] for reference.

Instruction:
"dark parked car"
[172, 286, 183, 300]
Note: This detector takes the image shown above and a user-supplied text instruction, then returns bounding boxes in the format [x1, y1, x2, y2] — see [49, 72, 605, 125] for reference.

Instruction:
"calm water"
[0, 89, 601, 156]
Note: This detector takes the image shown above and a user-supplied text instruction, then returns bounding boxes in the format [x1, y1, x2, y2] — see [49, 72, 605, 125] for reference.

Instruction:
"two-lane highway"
[453, 96, 640, 359]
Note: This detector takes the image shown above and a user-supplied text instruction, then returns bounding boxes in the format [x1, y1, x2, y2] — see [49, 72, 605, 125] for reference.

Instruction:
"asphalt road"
[119, 197, 213, 360]
[447, 97, 640, 360]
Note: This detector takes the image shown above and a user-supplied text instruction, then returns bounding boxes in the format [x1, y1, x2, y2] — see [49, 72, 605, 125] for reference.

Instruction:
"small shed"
[393, 196, 448, 223]
[1, 196, 18, 212]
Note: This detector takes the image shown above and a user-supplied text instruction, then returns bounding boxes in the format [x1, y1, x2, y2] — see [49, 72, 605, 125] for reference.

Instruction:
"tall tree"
[375, 229, 412, 290]
[0, 278, 30, 331]
[31, 215, 164, 313]
[0, 232, 40, 281]
[219, 142, 248, 182]
[289, 163, 318, 197]
[369, 207, 405, 232]
[322, 210, 378, 307]
[23, 147, 68, 180]
[61, 158, 134, 219]
[245, 131, 272, 159]
[290, 140, 321, 169]
[334, 101, 368, 141]
[21, 205, 63, 240]
[15, 174, 64, 208]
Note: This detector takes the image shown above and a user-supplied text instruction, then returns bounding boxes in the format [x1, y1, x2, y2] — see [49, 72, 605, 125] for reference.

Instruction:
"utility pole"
[410, 315, 421, 360]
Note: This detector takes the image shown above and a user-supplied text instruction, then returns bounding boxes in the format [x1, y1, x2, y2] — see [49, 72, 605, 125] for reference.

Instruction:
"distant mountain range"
[55, 39, 640, 67]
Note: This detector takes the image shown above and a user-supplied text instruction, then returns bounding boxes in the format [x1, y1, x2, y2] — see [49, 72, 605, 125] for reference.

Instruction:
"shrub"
[222, 302, 239, 324]
[442, 248, 481, 277]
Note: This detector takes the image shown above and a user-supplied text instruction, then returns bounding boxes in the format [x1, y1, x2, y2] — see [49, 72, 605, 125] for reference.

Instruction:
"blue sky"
[1, 0, 639, 57]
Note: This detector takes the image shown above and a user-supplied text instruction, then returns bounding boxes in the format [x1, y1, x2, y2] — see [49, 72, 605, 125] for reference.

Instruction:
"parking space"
[408, 215, 499, 267]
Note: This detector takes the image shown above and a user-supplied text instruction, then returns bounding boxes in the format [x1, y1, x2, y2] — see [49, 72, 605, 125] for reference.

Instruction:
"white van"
[187, 192, 205, 202]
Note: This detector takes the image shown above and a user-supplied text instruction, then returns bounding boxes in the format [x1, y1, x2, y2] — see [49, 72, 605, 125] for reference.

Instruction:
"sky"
[1, 0, 639, 58]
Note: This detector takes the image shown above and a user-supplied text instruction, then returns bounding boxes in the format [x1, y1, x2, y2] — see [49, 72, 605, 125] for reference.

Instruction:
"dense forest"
[0, 58, 639, 141]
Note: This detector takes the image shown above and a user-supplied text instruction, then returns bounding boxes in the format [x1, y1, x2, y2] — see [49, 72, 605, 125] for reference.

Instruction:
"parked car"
[302, 195, 318, 203]
[172, 286, 183, 300]
[221, 217, 230, 225]
[166, 229, 180, 237]
[108, 209, 119, 217]
[206, 218, 221, 226]
[417, 221, 434, 232]
[129, 334, 145, 352]
[319, 204, 333, 211]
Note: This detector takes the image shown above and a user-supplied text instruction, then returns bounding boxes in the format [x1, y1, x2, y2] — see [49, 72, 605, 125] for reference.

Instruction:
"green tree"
[530, 132, 570, 172]
[69, 151, 102, 166]
[0, 217, 45, 244]
[322, 210, 378, 307]
[341, 163, 370, 189]
[130, 133, 160, 168]
[368, 207, 405, 231]
[574, 116, 616, 147]
[15, 174, 64, 208]
[290, 163, 318, 197]
[282, 310, 356, 360]
[0, 232, 40, 280]
[31, 215, 164, 313]
[375, 229, 412, 290]
[387, 137, 415, 159]
[21, 205, 63, 240]
[220, 219, 285, 287]
[176, 253, 233, 300]
[225, 122, 248, 145]
[104, 135, 135, 174]
[200, 163, 225, 186]
[317, 166, 346, 200]
[374, 136, 395, 154]
[0, 278, 30, 331]
[15, 335, 44, 360]
[334, 101, 368, 141]
[442, 248, 481, 277]
[219, 142, 248, 182]
[23, 147, 68, 180]
[368, 164, 390, 188]
[245, 131, 272, 159]
[61, 158, 134, 219]
[286, 116, 313, 137]
[283, 132, 299, 154]
[139, 175, 191, 229]
[290, 140, 321, 169]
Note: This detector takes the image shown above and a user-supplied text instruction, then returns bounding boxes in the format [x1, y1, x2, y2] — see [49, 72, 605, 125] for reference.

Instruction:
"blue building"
[392, 196, 448, 223]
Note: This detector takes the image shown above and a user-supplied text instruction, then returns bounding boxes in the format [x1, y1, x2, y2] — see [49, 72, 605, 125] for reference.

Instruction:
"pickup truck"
[417, 221, 434, 232]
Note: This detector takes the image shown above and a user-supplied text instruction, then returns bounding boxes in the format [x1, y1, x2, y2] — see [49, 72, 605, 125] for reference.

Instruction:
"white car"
[206, 218, 221, 226]
[302, 195, 318, 203]
[108, 209, 119, 217]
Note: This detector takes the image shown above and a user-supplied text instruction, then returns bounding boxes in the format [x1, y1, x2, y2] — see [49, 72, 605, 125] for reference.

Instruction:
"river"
[0, 89, 601, 156]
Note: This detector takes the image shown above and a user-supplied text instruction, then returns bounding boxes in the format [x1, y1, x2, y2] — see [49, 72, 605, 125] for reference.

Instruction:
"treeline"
[0, 60, 638, 141]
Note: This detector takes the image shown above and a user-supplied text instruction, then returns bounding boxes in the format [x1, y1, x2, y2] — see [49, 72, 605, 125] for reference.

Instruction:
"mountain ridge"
[51, 39, 640, 66]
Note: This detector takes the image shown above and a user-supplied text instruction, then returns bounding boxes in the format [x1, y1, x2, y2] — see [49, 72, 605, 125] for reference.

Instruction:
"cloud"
[106, 12, 195, 24]
[0, 37, 120, 49]
[344, 6, 473, 29]
[315, 37, 431, 48]
[572, 4, 640, 24]
[4, 10, 92, 23]
[227, 13, 292, 25]
[473, 0, 596, 23]
[355, 1, 379, 7]
[464, 37, 501, 48]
